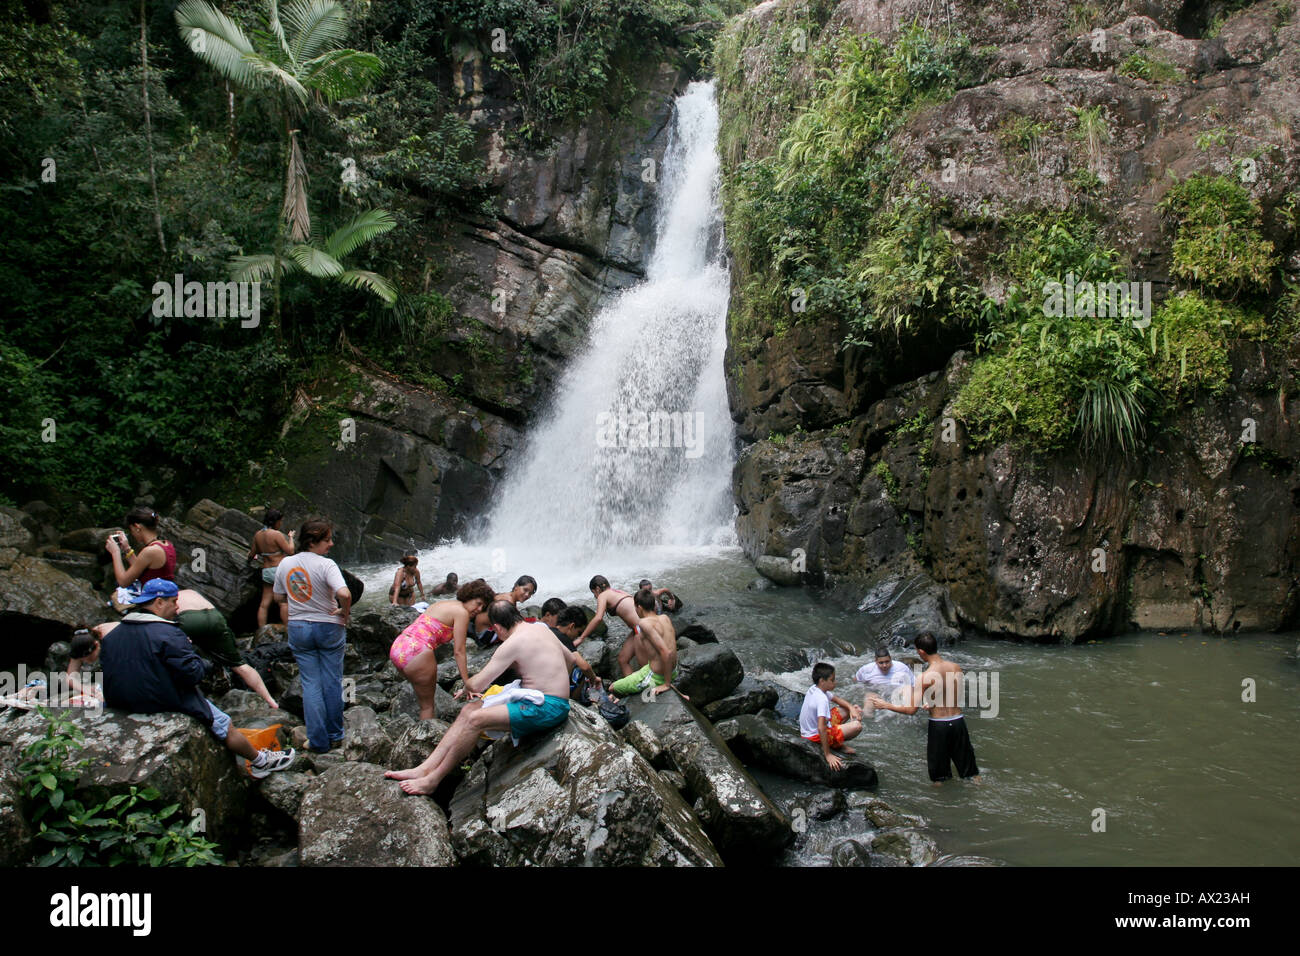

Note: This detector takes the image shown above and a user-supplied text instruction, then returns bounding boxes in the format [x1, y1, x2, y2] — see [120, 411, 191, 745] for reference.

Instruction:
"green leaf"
[40, 773, 57, 791]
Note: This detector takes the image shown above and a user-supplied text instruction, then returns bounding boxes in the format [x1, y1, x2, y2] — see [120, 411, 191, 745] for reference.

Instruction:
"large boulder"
[298, 761, 454, 866]
[160, 501, 263, 618]
[673, 642, 744, 705]
[714, 714, 879, 789]
[349, 604, 419, 660]
[340, 706, 394, 765]
[619, 692, 792, 861]
[0, 709, 249, 844]
[0, 554, 107, 665]
[700, 680, 780, 723]
[448, 705, 723, 867]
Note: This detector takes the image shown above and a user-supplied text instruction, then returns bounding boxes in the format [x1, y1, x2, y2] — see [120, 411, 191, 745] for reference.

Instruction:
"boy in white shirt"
[799, 662, 863, 772]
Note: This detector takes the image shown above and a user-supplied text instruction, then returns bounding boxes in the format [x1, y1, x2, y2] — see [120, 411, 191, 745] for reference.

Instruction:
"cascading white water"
[485, 82, 735, 554]
[360, 82, 737, 599]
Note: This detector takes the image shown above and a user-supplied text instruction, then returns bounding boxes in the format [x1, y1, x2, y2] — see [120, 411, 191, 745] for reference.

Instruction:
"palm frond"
[302, 49, 384, 102]
[288, 244, 344, 277]
[284, 0, 349, 64]
[323, 209, 396, 261]
[245, 55, 310, 105]
[174, 0, 268, 90]
[282, 132, 311, 242]
[230, 254, 286, 282]
[266, 0, 293, 62]
[338, 269, 399, 304]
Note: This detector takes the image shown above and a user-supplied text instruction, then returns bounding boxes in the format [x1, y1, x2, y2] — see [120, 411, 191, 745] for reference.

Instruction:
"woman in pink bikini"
[389, 577, 496, 719]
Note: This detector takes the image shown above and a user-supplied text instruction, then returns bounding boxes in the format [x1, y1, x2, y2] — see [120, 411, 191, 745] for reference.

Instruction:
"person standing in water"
[390, 552, 425, 606]
[869, 632, 981, 785]
[428, 572, 458, 596]
[573, 576, 643, 677]
[249, 509, 295, 629]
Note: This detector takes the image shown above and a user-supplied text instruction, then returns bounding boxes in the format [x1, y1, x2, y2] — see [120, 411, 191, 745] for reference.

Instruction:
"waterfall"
[483, 81, 736, 565]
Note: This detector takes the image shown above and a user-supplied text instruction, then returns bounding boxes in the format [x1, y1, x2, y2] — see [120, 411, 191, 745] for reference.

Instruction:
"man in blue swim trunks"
[385, 601, 599, 796]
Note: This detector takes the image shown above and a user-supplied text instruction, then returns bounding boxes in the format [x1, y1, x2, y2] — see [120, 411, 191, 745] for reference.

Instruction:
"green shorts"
[609, 664, 675, 696]
[177, 608, 244, 669]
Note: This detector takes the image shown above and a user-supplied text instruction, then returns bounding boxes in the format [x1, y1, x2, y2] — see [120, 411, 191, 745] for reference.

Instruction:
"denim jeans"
[287, 621, 346, 752]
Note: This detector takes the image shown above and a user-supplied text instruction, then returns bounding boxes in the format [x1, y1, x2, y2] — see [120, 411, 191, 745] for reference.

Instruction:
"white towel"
[480, 680, 545, 746]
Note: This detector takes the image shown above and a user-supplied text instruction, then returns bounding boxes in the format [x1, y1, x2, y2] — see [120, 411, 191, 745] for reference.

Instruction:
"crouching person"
[385, 600, 597, 796]
[100, 579, 294, 779]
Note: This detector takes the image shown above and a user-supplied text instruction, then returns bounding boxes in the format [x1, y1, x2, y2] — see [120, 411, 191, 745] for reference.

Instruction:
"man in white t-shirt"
[799, 662, 863, 772]
[273, 519, 351, 753]
[855, 646, 916, 687]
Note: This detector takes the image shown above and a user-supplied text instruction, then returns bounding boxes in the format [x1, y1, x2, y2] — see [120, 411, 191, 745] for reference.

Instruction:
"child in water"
[390, 553, 425, 606]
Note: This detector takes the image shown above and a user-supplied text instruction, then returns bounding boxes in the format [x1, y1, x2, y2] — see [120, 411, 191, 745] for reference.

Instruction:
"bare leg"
[839, 719, 863, 753]
[400, 649, 439, 721]
[257, 584, 272, 629]
[617, 635, 639, 677]
[233, 664, 278, 709]
[224, 728, 258, 760]
[385, 702, 512, 794]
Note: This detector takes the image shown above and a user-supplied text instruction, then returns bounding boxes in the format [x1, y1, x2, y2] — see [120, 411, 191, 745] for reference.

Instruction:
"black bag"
[595, 687, 629, 730]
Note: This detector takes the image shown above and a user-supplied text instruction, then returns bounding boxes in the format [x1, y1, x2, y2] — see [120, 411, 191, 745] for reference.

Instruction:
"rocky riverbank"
[0, 602, 946, 867]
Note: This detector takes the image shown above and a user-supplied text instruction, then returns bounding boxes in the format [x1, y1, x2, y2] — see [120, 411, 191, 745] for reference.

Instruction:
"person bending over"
[389, 577, 495, 719]
[574, 576, 643, 679]
[607, 588, 683, 699]
[385, 601, 598, 796]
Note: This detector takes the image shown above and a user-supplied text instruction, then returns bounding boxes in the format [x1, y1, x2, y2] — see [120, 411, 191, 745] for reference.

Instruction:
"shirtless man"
[607, 588, 685, 699]
[574, 575, 643, 677]
[385, 601, 600, 796]
[869, 631, 981, 785]
[473, 574, 538, 644]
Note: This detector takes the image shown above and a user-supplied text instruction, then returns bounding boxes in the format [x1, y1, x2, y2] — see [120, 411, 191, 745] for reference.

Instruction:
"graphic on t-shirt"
[286, 566, 313, 602]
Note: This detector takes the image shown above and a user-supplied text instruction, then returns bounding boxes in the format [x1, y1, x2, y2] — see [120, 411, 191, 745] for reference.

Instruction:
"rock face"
[448, 705, 724, 867]
[0, 709, 249, 844]
[714, 713, 879, 789]
[718, 0, 1300, 639]
[298, 761, 455, 867]
[0, 552, 107, 665]
[0, 760, 32, 866]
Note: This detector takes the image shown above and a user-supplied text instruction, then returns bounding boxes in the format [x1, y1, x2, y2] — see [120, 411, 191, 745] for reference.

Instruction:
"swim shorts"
[608, 663, 674, 696]
[804, 706, 846, 748]
[177, 608, 244, 669]
[505, 694, 570, 737]
[262, 568, 276, 585]
[927, 715, 980, 781]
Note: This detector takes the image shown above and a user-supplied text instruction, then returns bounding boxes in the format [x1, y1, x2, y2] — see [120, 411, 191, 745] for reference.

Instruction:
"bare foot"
[398, 776, 438, 796]
[385, 768, 423, 781]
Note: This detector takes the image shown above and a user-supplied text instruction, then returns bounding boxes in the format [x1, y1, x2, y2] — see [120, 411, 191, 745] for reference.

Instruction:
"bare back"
[918, 657, 964, 719]
[638, 611, 676, 677]
[480, 621, 571, 699]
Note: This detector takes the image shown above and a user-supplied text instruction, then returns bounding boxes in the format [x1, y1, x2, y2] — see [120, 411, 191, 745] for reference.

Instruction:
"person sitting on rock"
[99, 579, 293, 778]
[549, 606, 599, 703]
[390, 552, 425, 607]
[389, 578, 496, 719]
[573, 576, 644, 678]
[91, 589, 279, 710]
[607, 588, 684, 700]
[473, 574, 538, 647]
[801, 662, 863, 773]
[427, 572, 458, 597]
[538, 597, 567, 628]
[386, 601, 599, 796]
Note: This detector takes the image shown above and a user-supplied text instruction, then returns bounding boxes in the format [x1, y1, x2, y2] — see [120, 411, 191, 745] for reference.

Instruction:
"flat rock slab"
[299, 761, 454, 866]
[714, 714, 878, 790]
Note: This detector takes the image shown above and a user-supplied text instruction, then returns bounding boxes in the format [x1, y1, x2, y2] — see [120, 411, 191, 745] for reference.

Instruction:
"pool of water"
[354, 545, 1300, 866]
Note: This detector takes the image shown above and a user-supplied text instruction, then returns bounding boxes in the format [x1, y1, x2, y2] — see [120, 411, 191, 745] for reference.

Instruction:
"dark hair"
[556, 606, 588, 629]
[874, 645, 892, 660]
[69, 632, 99, 660]
[660, 589, 682, 613]
[298, 518, 333, 550]
[540, 598, 567, 617]
[589, 574, 610, 591]
[639, 579, 652, 589]
[402, 552, 419, 566]
[264, 509, 283, 528]
[456, 578, 496, 608]
[124, 506, 159, 530]
[634, 587, 656, 611]
[446, 572, 458, 583]
[914, 632, 938, 655]
[812, 662, 835, 684]
[514, 574, 537, 592]
[488, 599, 524, 630]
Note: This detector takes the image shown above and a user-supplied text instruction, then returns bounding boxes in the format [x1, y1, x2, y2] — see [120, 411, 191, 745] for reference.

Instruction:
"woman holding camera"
[106, 506, 176, 588]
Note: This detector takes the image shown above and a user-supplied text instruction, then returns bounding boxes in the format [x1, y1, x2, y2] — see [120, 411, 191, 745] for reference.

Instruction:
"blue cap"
[128, 579, 179, 604]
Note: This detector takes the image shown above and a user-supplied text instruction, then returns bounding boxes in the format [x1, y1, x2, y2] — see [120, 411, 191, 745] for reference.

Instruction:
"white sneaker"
[249, 748, 295, 779]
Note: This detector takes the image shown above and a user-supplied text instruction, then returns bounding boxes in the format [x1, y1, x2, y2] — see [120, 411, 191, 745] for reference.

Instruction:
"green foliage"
[1118, 50, 1181, 84]
[17, 709, 222, 867]
[1159, 173, 1278, 295]
[998, 115, 1052, 173]
[871, 459, 900, 503]
[1149, 293, 1242, 400]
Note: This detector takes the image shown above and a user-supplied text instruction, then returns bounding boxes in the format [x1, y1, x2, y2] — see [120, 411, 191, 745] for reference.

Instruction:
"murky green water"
[357, 545, 1300, 865]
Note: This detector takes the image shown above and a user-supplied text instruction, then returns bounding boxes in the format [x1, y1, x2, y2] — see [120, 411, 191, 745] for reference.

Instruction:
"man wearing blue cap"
[101, 579, 294, 778]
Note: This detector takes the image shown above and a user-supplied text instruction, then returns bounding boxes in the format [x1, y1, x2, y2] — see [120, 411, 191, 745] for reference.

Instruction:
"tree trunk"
[225, 78, 238, 161]
[139, 0, 166, 259]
